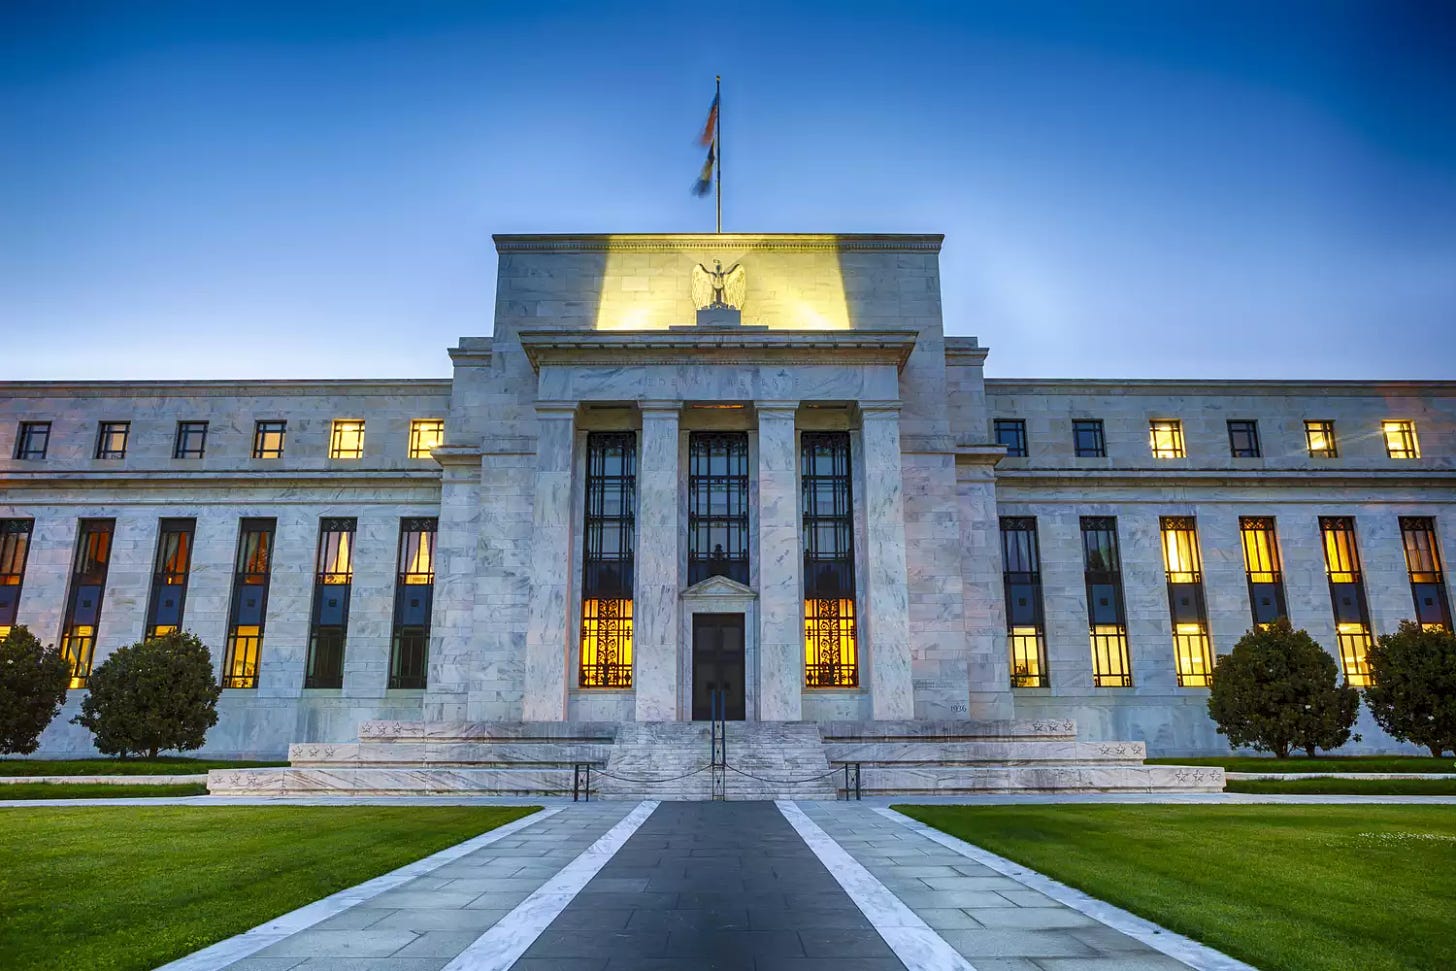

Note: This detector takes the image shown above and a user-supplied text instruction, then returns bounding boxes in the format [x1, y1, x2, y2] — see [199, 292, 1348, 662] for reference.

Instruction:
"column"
[860, 402, 915, 719]
[521, 403, 576, 721]
[634, 401, 682, 721]
[757, 401, 803, 721]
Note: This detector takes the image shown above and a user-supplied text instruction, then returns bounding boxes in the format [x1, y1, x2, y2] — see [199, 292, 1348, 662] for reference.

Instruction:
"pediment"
[681, 575, 756, 600]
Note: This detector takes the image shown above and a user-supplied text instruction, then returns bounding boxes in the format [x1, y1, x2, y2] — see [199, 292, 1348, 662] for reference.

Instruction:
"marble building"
[2, 232, 1454, 762]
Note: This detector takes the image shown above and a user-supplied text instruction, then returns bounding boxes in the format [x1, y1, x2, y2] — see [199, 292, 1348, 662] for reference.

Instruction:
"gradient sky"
[3, 1, 1454, 381]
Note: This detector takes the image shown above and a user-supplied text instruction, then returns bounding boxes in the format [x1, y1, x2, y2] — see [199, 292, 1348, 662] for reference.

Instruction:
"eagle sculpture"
[691, 260, 746, 310]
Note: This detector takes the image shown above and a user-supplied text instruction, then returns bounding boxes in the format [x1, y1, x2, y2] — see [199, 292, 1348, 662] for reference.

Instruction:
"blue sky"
[2, 1, 1453, 380]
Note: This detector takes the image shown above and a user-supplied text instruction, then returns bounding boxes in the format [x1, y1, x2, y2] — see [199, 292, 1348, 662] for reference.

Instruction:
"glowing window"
[96, 421, 129, 460]
[1159, 517, 1203, 584]
[315, 519, 355, 585]
[1320, 517, 1361, 583]
[0, 520, 33, 645]
[223, 518, 275, 689]
[1149, 420, 1185, 458]
[1320, 517, 1375, 685]
[1001, 517, 1047, 688]
[1336, 623, 1373, 687]
[252, 420, 286, 459]
[60, 519, 114, 688]
[145, 518, 195, 640]
[1400, 517, 1452, 631]
[1305, 420, 1337, 458]
[224, 626, 262, 689]
[580, 432, 636, 688]
[330, 419, 365, 459]
[1382, 420, 1419, 459]
[580, 598, 634, 688]
[1239, 517, 1287, 627]
[391, 517, 438, 689]
[409, 419, 445, 459]
[1160, 517, 1212, 687]
[1082, 517, 1132, 687]
[802, 431, 858, 688]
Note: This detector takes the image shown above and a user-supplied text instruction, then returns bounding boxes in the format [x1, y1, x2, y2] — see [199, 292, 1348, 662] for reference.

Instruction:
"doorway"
[691, 613, 746, 720]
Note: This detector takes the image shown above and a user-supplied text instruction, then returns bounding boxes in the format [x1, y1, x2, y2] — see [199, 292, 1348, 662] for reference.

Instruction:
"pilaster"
[521, 403, 577, 721]
[634, 401, 682, 721]
[756, 401, 803, 720]
[859, 402, 915, 719]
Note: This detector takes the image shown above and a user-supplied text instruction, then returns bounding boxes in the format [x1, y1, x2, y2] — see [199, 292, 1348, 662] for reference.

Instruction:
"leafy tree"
[1364, 620, 1456, 757]
[72, 630, 221, 759]
[0, 626, 70, 755]
[1208, 619, 1359, 758]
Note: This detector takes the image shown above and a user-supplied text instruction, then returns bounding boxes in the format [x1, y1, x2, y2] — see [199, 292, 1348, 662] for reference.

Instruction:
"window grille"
[60, 519, 115, 687]
[1305, 420, 1337, 458]
[96, 421, 129, 459]
[1160, 516, 1212, 687]
[15, 421, 50, 460]
[1400, 517, 1451, 631]
[329, 420, 365, 459]
[1148, 420, 1185, 458]
[1239, 517, 1288, 627]
[0, 519, 34, 640]
[579, 432, 636, 688]
[306, 517, 356, 688]
[174, 421, 208, 459]
[994, 419, 1027, 457]
[1227, 420, 1260, 458]
[145, 518, 195, 639]
[1072, 419, 1105, 458]
[802, 431, 858, 688]
[1319, 517, 1373, 686]
[223, 518, 275, 689]
[688, 432, 749, 585]
[1382, 420, 1419, 459]
[409, 419, 445, 459]
[390, 517, 437, 689]
[253, 421, 286, 459]
[1000, 517, 1047, 688]
[1081, 517, 1131, 687]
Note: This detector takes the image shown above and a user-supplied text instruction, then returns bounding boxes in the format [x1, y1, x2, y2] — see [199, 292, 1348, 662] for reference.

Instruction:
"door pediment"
[682, 575, 756, 601]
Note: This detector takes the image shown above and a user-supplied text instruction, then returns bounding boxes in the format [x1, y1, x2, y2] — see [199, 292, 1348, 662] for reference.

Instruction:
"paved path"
[153, 799, 1257, 971]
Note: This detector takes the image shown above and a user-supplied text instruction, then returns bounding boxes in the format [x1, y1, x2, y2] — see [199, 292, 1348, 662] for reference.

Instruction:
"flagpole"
[714, 75, 722, 233]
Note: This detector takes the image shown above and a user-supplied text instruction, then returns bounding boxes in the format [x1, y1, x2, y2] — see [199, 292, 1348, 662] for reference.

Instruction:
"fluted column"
[521, 402, 576, 721]
[757, 401, 803, 720]
[860, 402, 915, 719]
[634, 401, 682, 721]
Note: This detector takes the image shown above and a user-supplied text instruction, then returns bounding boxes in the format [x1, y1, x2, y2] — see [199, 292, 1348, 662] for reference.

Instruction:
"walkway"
[153, 799, 1252, 971]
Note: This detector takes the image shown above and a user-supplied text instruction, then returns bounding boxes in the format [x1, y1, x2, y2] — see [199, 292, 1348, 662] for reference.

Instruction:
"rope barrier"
[723, 763, 844, 786]
[591, 763, 712, 785]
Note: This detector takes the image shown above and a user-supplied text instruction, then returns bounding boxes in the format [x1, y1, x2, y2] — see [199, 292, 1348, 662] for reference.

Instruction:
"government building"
[3, 233, 1453, 791]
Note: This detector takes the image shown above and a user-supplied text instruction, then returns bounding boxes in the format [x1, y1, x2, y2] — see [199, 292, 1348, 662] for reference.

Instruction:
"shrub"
[1364, 620, 1456, 758]
[72, 630, 222, 759]
[1208, 619, 1359, 758]
[0, 626, 71, 755]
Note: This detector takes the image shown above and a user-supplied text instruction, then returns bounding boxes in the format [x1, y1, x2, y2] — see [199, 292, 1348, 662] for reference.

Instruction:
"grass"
[1148, 754, 1456, 773]
[896, 804, 1456, 971]
[0, 804, 538, 971]
[1226, 777, 1456, 796]
[0, 756, 287, 776]
[0, 782, 208, 799]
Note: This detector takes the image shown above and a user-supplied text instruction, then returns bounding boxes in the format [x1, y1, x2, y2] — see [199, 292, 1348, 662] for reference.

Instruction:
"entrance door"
[691, 613, 746, 720]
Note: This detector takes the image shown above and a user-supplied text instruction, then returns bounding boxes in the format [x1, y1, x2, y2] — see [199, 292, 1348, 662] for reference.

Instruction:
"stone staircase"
[595, 721, 837, 800]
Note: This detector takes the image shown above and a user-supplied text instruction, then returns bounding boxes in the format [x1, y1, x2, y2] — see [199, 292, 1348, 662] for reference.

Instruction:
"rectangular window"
[390, 517, 437, 689]
[1305, 420, 1337, 458]
[1081, 517, 1131, 687]
[95, 421, 129, 460]
[145, 518, 195, 639]
[1072, 419, 1105, 458]
[1160, 517, 1213, 687]
[1000, 517, 1047, 688]
[1319, 516, 1373, 686]
[994, 419, 1028, 457]
[0, 519, 35, 640]
[329, 420, 365, 459]
[252, 420, 286, 459]
[1239, 517, 1288, 627]
[1227, 420, 1261, 458]
[1382, 420, 1419, 459]
[60, 519, 115, 688]
[408, 419, 445, 459]
[305, 518, 356, 688]
[688, 431, 750, 586]
[174, 421, 208, 459]
[802, 431, 858, 688]
[1149, 420, 1185, 458]
[580, 432, 636, 688]
[15, 421, 50, 460]
[223, 518, 275, 689]
[1400, 517, 1452, 631]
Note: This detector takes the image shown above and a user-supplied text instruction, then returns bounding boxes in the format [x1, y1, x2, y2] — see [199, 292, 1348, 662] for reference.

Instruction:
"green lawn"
[896, 804, 1456, 971]
[0, 805, 538, 971]
[0, 756, 286, 776]
[0, 782, 208, 799]
[1148, 755, 1456, 773]
[1226, 777, 1456, 796]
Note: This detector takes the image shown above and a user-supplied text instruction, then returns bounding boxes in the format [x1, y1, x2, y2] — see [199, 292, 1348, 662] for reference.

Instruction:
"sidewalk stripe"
[156, 806, 560, 971]
[776, 800, 977, 971]
[877, 807, 1254, 971]
[441, 799, 659, 971]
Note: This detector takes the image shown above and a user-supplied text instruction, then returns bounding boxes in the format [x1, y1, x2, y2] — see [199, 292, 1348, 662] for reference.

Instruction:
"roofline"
[0, 378, 453, 397]
[492, 233, 944, 253]
[985, 378, 1456, 395]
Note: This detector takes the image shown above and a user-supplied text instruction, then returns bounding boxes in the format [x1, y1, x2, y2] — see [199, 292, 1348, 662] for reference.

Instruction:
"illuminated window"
[408, 419, 444, 459]
[60, 519, 115, 688]
[0, 520, 34, 639]
[1227, 420, 1260, 458]
[1400, 517, 1451, 631]
[1081, 517, 1131, 687]
[580, 432, 636, 688]
[1073, 419, 1105, 457]
[252, 420, 286, 459]
[96, 421, 129, 460]
[1319, 517, 1373, 686]
[1160, 517, 1212, 687]
[145, 519, 195, 639]
[305, 518, 356, 688]
[994, 419, 1027, 457]
[15, 421, 50, 460]
[1149, 420, 1185, 458]
[1305, 420, 1337, 458]
[390, 517, 437, 689]
[1382, 420, 1419, 459]
[1239, 517, 1287, 627]
[802, 431, 858, 688]
[174, 421, 207, 459]
[688, 431, 750, 585]
[223, 518, 275, 689]
[1001, 517, 1047, 687]
[329, 420, 365, 459]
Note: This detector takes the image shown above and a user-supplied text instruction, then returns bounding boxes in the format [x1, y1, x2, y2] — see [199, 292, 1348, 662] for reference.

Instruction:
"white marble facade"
[2, 233, 1454, 757]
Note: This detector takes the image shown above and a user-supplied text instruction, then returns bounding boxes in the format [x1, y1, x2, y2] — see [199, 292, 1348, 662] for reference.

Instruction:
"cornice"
[985, 378, 1456, 396]
[0, 469, 443, 489]
[989, 468, 1456, 488]
[0, 379, 452, 399]
[517, 328, 919, 372]
[493, 233, 944, 254]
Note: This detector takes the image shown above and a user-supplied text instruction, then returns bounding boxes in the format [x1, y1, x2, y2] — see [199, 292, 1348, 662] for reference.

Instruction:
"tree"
[0, 626, 70, 755]
[1364, 620, 1456, 758]
[72, 630, 221, 759]
[1208, 619, 1359, 758]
